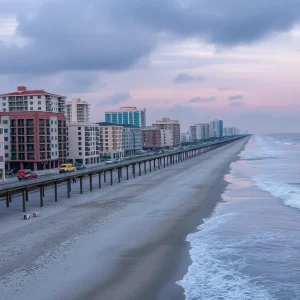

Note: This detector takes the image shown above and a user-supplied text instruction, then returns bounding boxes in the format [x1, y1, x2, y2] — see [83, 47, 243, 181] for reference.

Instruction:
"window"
[30, 96, 33, 99]
[3, 120, 8, 124]
[51, 136, 53, 140]
[52, 152, 54, 156]
[38, 107, 41, 110]
[30, 101, 33, 105]
[5, 153, 8, 158]
[51, 128, 53, 132]
[79, 147, 82, 150]
[3, 108, 6, 112]
[78, 132, 81, 135]
[51, 120, 53, 124]
[4, 129, 8, 133]
[4, 137, 8, 141]
[2, 97, 5, 100]
[0, 142, 3, 149]
[38, 101, 41, 104]
[2, 103, 5, 106]
[79, 152, 82, 156]
[4, 145, 8, 150]
[78, 127, 81, 130]
[30, 107, 33, 111]
[78, 142, 82, 145]
[38, 96, 41, 99]
[78, 137, 81, 140]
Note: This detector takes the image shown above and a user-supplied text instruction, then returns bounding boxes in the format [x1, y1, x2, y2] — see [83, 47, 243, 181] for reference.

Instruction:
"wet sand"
[0, 138, 249, 300]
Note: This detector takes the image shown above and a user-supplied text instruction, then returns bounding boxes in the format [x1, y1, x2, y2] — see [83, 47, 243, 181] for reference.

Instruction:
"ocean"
[177, 134, 300, 300]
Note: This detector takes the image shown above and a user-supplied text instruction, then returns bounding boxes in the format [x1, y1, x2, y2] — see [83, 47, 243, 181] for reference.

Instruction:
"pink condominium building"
[0, 127, 5, 180]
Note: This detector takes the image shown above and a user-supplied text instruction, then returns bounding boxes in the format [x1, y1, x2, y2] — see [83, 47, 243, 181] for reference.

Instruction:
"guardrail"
[2, 135, 250, 212]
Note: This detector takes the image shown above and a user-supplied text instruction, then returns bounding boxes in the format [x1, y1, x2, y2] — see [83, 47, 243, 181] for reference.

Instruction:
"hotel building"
[152, 118, 180, 147]
[105, 107, 146, 128]
[0, 86, 67, 170]
[66, 98, 90, 123]
[141, 127, 161, 151]
[209, 119, 224, 138]
[189, 123, 210, 141]
[96, 122, 124, 159]
[67, 123, 100, 165]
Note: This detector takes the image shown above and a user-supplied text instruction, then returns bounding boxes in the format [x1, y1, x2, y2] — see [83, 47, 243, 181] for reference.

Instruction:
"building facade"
[67, 123, 100, 165]
[160, 129, 173, 148]
[66, 98, 90, 123]
[0, 86, 66, 113]
[0, 127, 5, 180]
[152, 117, 180, 147]
[224, 127, 239, 136]
[97, 122, 124, 159]
[0, 112, 67, 171]
[123, 124, 142, 156]
[189, 123, 210, 141]
[0, 86, 68, 170]
[180, 132, 190, 143]
[209, 119, 224, 138]
[105, 107, 146, 128]
[142, 127, 161, 150]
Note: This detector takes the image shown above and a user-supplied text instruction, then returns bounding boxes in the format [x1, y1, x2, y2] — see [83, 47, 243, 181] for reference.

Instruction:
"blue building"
[105, 107, 146, 128]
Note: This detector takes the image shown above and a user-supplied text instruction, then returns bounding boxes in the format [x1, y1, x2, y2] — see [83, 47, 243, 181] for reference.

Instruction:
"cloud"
[1, 0, 300, 76]
[98, 92, 131, 105]
[189, 96, 216, 103]
[173, 73, 206, 84]
[218, 87, 231, 91]
[229, 101, 244, 108]
[228, 95, 243, 101]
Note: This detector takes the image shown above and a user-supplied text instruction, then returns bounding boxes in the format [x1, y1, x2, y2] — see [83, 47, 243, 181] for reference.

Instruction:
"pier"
[0, 136, 248, 212]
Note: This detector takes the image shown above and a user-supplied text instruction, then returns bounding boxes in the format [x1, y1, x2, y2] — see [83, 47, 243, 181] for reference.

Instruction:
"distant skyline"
[1, 0, 300, 133]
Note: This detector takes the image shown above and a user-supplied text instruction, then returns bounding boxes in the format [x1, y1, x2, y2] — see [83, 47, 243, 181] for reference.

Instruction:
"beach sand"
[0, 138, 249, 300]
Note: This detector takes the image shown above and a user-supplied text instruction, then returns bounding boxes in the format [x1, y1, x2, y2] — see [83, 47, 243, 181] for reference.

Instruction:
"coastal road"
[0, 137, 250, 300]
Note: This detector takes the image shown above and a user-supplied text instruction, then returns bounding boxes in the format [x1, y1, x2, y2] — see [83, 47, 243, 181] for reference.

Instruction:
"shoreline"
[0, 138, 250, 300]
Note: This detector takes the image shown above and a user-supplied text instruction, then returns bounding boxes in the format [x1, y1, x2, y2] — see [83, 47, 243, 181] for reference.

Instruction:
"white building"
[105, 107, 146, 128]
[67, 123, 100, 165]
[97, 122, 124, 160]
[66, 98, 90, 123]
[160, 129, 173, 148]
[152, 117, 180, 147]
[180, 132, 190, 143]
[0, 86, 66, 113]
[0, 127, 5, 180]
[189, 124, 210, 141]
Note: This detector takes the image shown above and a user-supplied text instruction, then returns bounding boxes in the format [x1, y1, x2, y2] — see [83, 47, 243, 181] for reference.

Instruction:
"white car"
[105, 160, 114, 164]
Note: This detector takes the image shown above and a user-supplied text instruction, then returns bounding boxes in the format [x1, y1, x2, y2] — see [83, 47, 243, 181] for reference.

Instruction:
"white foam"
[177, 214, 272, 300]
[254, 176, 300, 210]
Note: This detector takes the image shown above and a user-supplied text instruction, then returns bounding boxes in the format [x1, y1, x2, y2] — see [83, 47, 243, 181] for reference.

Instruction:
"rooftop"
[0, 86, 66, 98]
[96, 122, 124, 127]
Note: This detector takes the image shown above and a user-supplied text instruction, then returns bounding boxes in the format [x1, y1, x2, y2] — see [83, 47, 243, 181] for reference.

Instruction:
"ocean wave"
[177, 214, 273, 300]
[254, 177, 300, 210]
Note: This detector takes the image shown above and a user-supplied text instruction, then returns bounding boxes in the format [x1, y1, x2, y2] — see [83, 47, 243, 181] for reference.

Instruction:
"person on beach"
[72, 177, 76, 183]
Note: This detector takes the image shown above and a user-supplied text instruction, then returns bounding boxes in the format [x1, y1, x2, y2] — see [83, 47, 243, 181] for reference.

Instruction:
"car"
[115, 158, 122, 163]
[6, 168, 18, 175]
[17, 169, 38, 180]
[76, 164, 86, 170]
[59, 164, 75, 173]
[105, 160, 114, 164]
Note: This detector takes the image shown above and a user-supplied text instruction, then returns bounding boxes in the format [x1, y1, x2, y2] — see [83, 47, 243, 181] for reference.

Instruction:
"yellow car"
[59, 164, 75, 173]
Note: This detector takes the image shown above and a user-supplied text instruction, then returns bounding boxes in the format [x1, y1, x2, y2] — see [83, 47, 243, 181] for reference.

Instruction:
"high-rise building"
[180, 131, 190, 143]
[209, 119, 223, 138]
[66, 98, 90, 123]
[141, 127, 161, 150]
[67, 123, 100, 165]
[152, 117, 180, 147]
[0, 86, 66, 113]
[189, 123, 210, 141]
[160, 129, 173, 148]
[123, 124, 142, 156]
[105, 107, 146, 128]
[0, 86, 67, 170]
[96, 122, 124, 159]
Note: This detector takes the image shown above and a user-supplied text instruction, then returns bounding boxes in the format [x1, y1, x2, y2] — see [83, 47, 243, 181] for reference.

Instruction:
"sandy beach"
[0, 138, 249, 300]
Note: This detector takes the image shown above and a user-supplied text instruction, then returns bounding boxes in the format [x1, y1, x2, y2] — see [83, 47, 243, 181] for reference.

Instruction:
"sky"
[1, 0, 300, 133]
